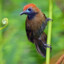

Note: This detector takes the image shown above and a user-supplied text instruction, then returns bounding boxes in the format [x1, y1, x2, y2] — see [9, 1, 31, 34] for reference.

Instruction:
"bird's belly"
[26, 25, 43, 38]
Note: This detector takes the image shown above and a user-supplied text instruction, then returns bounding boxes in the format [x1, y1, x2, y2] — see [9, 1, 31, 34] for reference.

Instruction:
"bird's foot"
[44, 44, 51, 48]
[46, 18, 53, 22]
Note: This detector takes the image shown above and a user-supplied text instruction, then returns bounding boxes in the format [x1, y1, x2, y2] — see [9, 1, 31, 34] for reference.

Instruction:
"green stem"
[0, 24, 8, 30]
[0, 0, 2, 42]
[0, 18, 8, 64]
[0, 0, 4, 64]
[46, 0, 53, 64]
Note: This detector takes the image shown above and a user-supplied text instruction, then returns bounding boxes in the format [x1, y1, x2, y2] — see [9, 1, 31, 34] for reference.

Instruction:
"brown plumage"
[20, 3, 51, 57]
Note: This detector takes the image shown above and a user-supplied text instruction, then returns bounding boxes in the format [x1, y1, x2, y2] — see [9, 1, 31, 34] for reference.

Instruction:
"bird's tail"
[34, 32, 47, 57]
[34, 40, 46, 57]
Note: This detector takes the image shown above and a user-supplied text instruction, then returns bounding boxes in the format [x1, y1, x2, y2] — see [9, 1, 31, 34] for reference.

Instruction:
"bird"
[20, 3, 51, 57]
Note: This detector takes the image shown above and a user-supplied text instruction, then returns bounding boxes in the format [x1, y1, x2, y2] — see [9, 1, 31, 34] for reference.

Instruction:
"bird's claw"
[46, 18, 53, 22]
[44, 44, 51, 48]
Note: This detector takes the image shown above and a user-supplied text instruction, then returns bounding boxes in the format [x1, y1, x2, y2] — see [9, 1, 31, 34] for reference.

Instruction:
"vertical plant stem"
[46, 0, 53, 64]
[0, 0, 3, 64]
[0, 0, 2, 42]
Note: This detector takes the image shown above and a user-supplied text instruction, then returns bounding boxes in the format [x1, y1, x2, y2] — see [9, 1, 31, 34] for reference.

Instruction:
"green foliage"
[0, 0, 64, 64]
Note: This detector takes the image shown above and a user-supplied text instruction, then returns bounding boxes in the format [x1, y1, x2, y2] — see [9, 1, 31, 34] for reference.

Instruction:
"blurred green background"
[0, 0, 64, 64]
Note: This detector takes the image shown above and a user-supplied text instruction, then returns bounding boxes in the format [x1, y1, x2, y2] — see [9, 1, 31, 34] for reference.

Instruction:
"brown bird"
[20, 3, 51, 57]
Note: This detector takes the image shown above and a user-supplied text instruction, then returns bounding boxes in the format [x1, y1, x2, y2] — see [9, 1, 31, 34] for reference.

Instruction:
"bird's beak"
[20, 10, 29, 15]
[20, 11, 26, 15]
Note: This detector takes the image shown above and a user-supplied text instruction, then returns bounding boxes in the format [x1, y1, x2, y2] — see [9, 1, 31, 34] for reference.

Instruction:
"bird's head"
[20, 4, 40, 20]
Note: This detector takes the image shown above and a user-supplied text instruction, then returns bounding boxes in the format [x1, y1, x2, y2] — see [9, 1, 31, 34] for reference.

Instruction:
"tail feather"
[34, 32, 47, 57]
[34, 40, 46, 57]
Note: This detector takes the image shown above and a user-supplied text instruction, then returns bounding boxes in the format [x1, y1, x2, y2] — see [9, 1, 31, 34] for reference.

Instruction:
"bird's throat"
[28, 14, 35, 20]
[28, 12, 38, 20]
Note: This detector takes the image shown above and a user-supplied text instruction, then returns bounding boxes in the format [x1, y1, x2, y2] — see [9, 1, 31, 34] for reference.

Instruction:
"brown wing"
[26, 28, 34, 43]
[40, 32, 47, 44]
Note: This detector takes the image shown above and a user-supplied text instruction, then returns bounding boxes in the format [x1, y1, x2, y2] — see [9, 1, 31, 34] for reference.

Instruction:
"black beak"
[20, 10, 29, 15]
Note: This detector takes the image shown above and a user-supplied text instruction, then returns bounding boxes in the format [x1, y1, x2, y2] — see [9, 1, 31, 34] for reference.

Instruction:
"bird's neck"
[28, 12, 38, 20]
